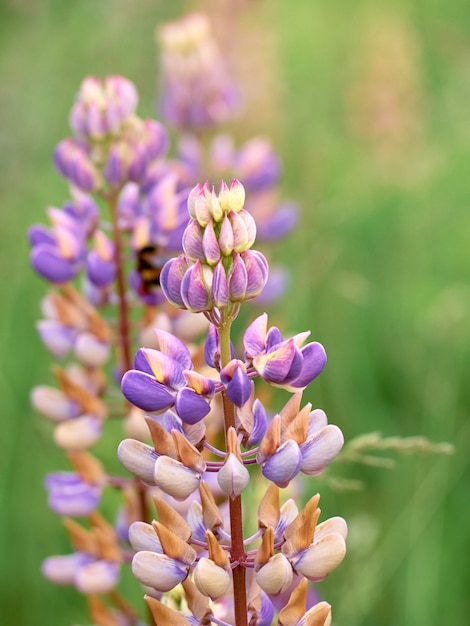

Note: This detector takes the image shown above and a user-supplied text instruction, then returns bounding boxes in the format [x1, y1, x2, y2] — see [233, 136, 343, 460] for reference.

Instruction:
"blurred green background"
[1, 0, 469, 624]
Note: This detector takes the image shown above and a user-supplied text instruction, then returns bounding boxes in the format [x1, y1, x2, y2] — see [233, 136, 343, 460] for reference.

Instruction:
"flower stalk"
[219, 320, 248, 626]
[107, 189, 133, 376]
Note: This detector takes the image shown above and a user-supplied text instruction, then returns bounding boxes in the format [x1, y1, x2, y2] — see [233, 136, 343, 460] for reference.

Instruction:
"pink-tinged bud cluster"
[158, 13, 239, 130]
[160, 180, 268, 324]
[70, 76, 138, 141]
[56, 75, 169, 193]
[174, 133, 298, 304]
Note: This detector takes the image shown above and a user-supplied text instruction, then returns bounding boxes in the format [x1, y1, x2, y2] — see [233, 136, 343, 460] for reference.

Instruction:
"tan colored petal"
[278, 577, 308, 626]
[258, 414, 281, 462]
[284, 403, 311, 445]
[206, 530, 230, 568]
[88, 595, 119, 626]
[172, 429, 206, 473]
[254, 527, 274, 571]
[258, 483, 280, 530]
[144, 595, 191, 626]
[182, 578, 212, 621]
[301, 601, 332, 626]
[145, 417, 177, 458]
[153, 496, 192, 541]
[64, 518, 97, 556]
[199, 481, 223, 533]
[152, 521, 196, 566]
[279, 391, 303, 431]
[54, 366, 107, 418]
[90, 512, 121, 562]
[68, 449, 105, 484]
[283, 495, 320, 557]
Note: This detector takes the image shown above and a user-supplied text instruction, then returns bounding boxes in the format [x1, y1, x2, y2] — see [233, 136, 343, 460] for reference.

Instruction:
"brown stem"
[108, 191, 133, 375]
[219, 323, 248, 626]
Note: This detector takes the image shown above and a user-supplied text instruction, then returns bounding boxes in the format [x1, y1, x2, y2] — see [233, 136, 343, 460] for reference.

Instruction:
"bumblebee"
[136, 245, 169, 294]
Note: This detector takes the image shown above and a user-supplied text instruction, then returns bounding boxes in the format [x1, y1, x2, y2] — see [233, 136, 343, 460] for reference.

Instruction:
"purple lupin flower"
[29, 208, 85, 284]
[243, 313, 327, 390]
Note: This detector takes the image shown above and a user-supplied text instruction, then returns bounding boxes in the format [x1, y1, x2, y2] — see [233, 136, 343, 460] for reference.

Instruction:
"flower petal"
[175, 387, 211, 424]
[121, 370, 175, 412]
[154, 456, 201, 500]
[244, 313, 268, 358]
[300, 425, 344, 475]
[262, 439, 302, 488]
[293, 533, 347, 581]
[290, 342, 327, 389]
[132, 551, 188, 591]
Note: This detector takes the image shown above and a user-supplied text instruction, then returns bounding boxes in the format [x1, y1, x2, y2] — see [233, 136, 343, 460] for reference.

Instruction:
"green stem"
[218, 321, 248, 626]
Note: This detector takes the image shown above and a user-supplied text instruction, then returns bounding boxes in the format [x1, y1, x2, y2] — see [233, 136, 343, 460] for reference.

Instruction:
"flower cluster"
[161, 179, 269, 325]
[29, 9, 348, 626]
[116, 176, 346, 625]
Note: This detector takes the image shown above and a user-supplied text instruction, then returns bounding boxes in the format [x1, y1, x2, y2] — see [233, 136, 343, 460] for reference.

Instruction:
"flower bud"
[75, 332, 110, 367]
[128, 521, 163, 553]
[181, 260, 211, 313]
[219, 178, 245, 213]
[211, 261, 229, 309]
[217, 452, 250, 498]
[261, 439, 302, 488]
[256, 553, 293, 595]
[160, 255, 191, 309]
[54, 139, 101, 192]
[242, 250, 269, 300]
[228, 252, 248, 302]
[182, 219, 204, 260]
[42, 553, 93, 586]
[54, 415, 102, 449]
[45, 472, 101, 516]
[154, 456, 201, 500]
[117, 439, 157, 485]
[36, 320, 76, 359]
[31, 386, 80, 421]
[75, 560, 120, 594]
[218, 214, 234, 256]
[202, 221, 221, 265]
[193, 558, 231, 599]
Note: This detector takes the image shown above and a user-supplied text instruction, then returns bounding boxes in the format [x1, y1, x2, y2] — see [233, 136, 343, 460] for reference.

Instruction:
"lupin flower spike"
[30, 27, 350, 622]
